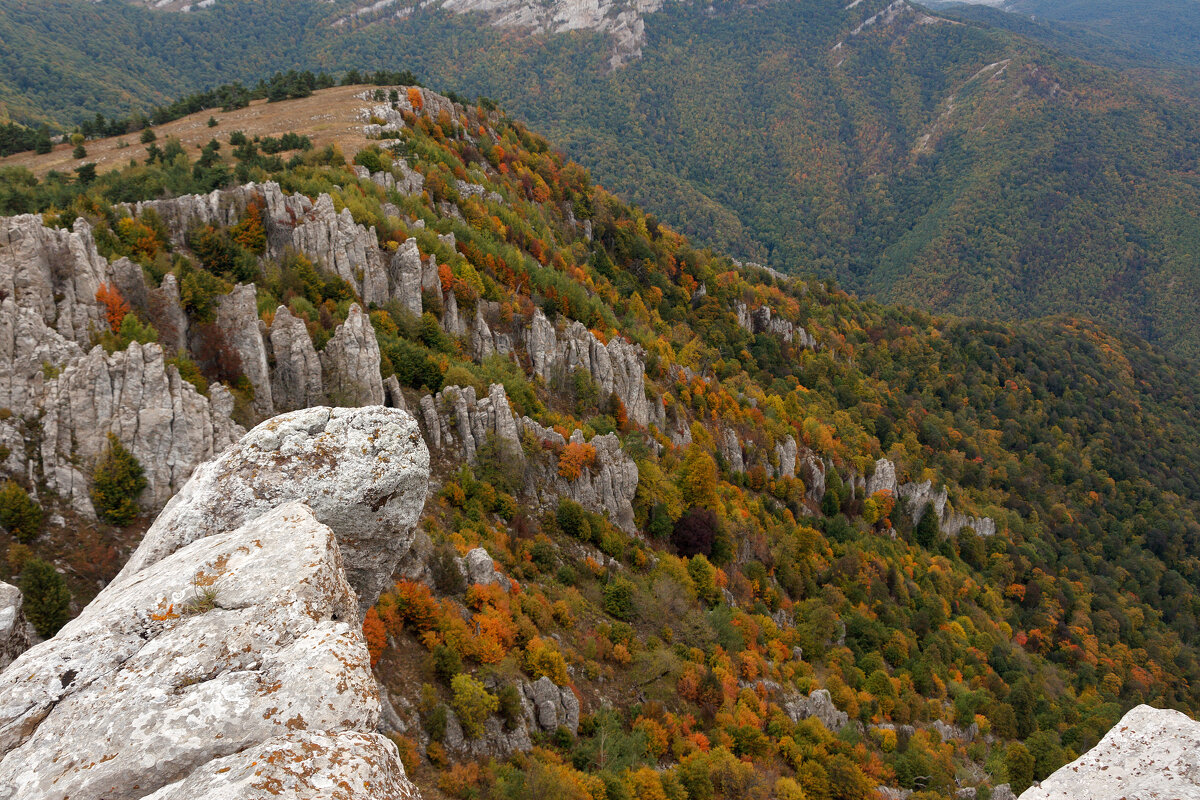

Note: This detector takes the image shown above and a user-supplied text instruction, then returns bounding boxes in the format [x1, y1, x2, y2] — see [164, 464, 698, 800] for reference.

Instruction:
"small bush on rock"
[451, 673, 499, 738]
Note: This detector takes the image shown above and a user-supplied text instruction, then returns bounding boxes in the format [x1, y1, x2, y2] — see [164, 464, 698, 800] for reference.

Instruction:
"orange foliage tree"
[558, 442, 597, 480]
[95, 283, 130, 332]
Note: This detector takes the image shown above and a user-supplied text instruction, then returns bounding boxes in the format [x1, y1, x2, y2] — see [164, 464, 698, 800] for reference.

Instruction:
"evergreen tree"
[914, 502, 940, 549]
[20, 558, 71, 638]
[91, 433, 147, 526]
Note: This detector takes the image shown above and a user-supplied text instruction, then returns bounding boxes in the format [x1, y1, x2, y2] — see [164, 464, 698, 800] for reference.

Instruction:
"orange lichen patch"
[150, 602, 179, 621]
[285, 715, 308, 731]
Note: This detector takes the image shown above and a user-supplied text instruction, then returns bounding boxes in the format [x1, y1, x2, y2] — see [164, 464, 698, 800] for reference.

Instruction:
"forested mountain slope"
[3, 85, 1200, 798]
[3, 0, 1200, 359]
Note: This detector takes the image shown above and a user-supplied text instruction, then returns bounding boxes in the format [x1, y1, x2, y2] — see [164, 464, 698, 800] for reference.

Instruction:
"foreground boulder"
[0, 405, 431, 799]
[116, 405, 430, 616]
[0, 502, 418, 800]
[1020, 704, 1200, 799]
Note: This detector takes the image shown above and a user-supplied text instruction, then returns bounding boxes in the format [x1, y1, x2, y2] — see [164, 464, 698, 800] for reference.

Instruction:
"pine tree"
[914, 502, 940, 549]
[91, 434, 147, 526]
[20, 558, 71, 638]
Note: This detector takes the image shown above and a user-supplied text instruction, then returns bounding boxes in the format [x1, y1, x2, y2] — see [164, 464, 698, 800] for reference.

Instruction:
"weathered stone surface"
[390, 238, 424, 317]
[898, 480, 949, 525]
[464, 547, 510, 590]
[141, 730, 419, 800]
[527, 309, 652, 426]
[38, 342, 243, 514]
[784, 689, 849, 731]
[0, 215, 113, 347]
[320, 304, 385, 407]
[268, 305, 324, 411]
[775, 435, 798, 479]
[721, 428, 745, 473]
[216, 283, 273, 418]
[419, 383, 525, 466]
[522, 676, 580, 733]
[1019, 705, 1200, 799]
[0, 502, 418, 800]
[867, 458, 898, 497]
[519, 418, 638, 532]
[292, 195, 390, 307]
[992, 786, 1016, 800]
[931, 719, 978, 743]
[115, 406, 430, 615]
[147, 273, 188, 354]
[0, 584, 29, 671]
[733, 301, 817, 350]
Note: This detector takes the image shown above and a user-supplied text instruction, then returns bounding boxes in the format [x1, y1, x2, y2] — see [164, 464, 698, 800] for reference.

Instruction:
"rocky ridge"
[417, 382, 639, 531]
[0, 405, 429, 800]
[1019, 704, 1200, 799]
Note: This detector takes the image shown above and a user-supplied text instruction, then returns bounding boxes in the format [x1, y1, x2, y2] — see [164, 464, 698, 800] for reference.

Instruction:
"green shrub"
[91, 433, 147, 526]
[603, 576, 636, 621]
[20, 557, 71, 638]
[451, 673, 499, 738]
[497, 684, 523, 731]
[432, 643, 464, 683]
[556, 499, 590, 540]
[0, 480, 42, 543]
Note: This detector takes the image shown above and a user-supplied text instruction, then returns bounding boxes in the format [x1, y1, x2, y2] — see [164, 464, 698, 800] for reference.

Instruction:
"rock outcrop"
[417, 383, 639, 531]
[267, 305, 325, 411]
[0, 213, 243, 517]
[871, 458, 997, 538]
[215, 283, 273, 418]
[0, 502, 419, 800]
[115, 405, 430, 616]
[0, 584, 29, 671]
[320, 304, 386, 407]
[522, 676, 581, 733]
[34, 342, 243, 514]
[1020, 705, 1200, 799]
[528, 309, 653, 427]
[784, 688, 849, 731]
[734, 301, 817, 350]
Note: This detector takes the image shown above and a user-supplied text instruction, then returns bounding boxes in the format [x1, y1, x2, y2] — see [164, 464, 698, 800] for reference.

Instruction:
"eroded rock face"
[523, 676, 580, 733]
[527, 309, 652, 427]
[268, 305, 325, 411]
[116, 405, 430, 616]
[0, 502, 418, 800]
[36, 342, 243, 514]
[1019, 705, 1200, 800]
[866, 457, 898, 497]
[0, 213, 243, 517]
[0, 584, 29, 671]
[784, 689, 849, 731]
[216, 283, 274, 418]
[321, 304, 385, 408]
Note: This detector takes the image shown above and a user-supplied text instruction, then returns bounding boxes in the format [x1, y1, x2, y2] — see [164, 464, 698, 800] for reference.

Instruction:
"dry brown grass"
[0, 85, 384, 178]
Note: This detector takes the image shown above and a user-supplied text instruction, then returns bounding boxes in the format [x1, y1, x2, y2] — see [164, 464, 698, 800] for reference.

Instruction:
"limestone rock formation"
[0, 212, 244, 517]
[0, 215, 113, 348]
[36, 342, 243, 514]
[0, 584, 30, 671]
[733, 301, 817, 350]
[320, 304, 385, 407]
[418, 383, 525, 466]
[294, 195, 391, 306]
[464, 547, 511, 590]
[527, 309, 652, 427]
[721, 428, 745, 473]
[1019, 705, 1200, 799]
[116, 405, 430, 616]
[267, 305, 325, 411]
[146, 273, 188, 353]
[784, 688, 849, 731]
[523, 676, 581, 733]
[0, 501, 419, 800]
[866, 457, 898, 497]
[215, 283, 273, 418]
[391, 237, 425, 317]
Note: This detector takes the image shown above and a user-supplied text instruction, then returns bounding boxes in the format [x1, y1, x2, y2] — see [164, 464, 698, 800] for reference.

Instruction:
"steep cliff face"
[1020, 705, 1200, 799]
[0, 214, 244, 516]
[417, 382, 639, 531]
[0, 406, 430, 800]
[527, 308, 655, 428]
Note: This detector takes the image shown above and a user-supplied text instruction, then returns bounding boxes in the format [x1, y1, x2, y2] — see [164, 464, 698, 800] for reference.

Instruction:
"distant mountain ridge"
[3, 0, 1200, 361]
